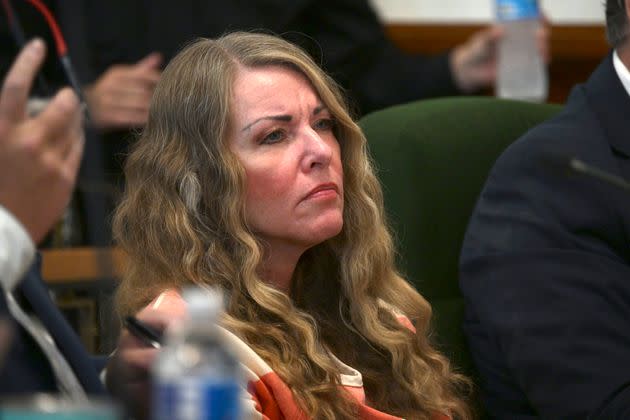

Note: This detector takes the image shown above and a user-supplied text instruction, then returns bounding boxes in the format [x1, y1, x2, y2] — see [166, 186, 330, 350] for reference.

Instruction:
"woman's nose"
[302, 128, 333, 171]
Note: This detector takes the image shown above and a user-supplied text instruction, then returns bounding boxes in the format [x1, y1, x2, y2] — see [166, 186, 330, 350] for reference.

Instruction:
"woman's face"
[228, 65, 344, 258]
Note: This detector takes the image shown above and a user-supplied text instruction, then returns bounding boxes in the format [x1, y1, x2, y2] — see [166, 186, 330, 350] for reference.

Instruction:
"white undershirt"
[0, 205, 35, 292]
[613, 50, 630, 98]
[0, 206, 88, 399]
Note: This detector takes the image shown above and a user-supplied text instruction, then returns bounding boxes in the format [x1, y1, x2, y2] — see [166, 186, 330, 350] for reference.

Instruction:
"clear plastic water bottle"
[496, 0, 548, 102]
[152, 288, 241, 420]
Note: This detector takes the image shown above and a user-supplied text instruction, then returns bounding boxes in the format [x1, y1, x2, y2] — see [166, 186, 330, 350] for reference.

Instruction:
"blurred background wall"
[370, 0, 604, 24]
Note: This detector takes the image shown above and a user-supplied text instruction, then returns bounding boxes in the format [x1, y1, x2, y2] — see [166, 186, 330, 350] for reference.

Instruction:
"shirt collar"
[613, 50, 630, 98]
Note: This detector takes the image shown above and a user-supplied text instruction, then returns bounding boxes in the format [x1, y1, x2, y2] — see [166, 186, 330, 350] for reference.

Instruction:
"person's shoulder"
[492, 90, 601, 182]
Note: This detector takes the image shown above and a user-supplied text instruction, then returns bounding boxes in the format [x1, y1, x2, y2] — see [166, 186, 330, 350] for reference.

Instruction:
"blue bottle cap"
[496, 0, 540, 21]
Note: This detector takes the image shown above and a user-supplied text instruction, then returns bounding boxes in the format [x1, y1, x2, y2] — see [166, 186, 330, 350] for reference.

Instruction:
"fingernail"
[28, 38, 45, 54]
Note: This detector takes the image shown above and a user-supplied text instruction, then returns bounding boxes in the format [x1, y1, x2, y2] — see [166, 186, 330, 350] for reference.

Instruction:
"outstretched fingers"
[0, 39, 46, 124]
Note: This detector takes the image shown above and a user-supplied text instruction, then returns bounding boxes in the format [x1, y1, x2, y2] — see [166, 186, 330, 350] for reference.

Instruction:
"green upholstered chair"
[359, 96, 562, 415]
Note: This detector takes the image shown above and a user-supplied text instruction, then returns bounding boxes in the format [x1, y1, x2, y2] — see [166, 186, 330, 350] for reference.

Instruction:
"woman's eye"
[314, 118, 334, 131]
[261, 129, 285, 145]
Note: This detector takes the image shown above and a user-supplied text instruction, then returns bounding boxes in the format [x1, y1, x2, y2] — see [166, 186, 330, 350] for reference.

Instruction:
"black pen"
[124, 316, 163, 349]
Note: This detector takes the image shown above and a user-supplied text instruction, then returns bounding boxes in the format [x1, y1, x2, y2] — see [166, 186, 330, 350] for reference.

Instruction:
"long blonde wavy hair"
[114, 32, 471, 419]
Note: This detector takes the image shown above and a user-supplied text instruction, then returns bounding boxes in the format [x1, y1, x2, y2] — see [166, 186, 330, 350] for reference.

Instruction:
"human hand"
[106, 308, 175, 420]
[85, 52, 162, 130]
[0, 38, 84, 244]
[450, 17, 551, 93]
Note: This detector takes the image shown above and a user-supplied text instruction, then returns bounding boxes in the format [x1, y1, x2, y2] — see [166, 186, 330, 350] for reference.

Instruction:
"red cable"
[1, 0, 85, 104]
[23, 0, 67, 56]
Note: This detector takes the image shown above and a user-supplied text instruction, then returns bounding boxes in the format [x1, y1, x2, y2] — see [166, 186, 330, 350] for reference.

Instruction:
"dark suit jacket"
[0, 258, 106, 395]
[0, 0, 460, 115]
[459, 53, 630, 419]
[83, 0, 460, 116]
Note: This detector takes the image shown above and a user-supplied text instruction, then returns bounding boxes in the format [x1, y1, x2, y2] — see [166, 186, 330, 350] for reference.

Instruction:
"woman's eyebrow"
[242, 114, 292, 132]
[242, 103, 327, 132]
[313, 104, 326, 115]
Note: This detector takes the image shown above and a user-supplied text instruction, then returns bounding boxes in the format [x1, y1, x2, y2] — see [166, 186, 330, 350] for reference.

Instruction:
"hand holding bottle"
[495, 0, 550, 101]
[450, 6, 550, 97]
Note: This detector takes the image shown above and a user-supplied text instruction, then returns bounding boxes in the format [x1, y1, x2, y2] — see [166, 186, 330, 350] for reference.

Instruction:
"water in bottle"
[152, 288, 241, 420]
[496, 0, 548, 102]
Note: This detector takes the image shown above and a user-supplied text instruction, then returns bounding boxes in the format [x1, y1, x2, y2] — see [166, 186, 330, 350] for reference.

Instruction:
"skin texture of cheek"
[243, 166, 291, 231]
[243, 160, 344, 248]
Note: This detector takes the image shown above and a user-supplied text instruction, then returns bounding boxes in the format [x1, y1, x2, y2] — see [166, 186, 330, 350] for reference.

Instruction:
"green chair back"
[359, 96, 562, 414]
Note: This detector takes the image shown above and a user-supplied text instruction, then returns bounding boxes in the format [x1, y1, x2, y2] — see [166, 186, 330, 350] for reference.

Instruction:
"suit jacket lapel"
[19, 258, 105, 395]
[584, 52, 630, 159]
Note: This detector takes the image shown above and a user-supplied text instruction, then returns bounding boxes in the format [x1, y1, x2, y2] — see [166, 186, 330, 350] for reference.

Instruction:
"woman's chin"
[304, 218, 344, 247]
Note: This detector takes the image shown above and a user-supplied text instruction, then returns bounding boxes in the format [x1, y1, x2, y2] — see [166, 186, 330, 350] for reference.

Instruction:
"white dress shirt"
[613, 50, 630, 98]
[0, 205, 87, 400]
[0, 205, 35, 291]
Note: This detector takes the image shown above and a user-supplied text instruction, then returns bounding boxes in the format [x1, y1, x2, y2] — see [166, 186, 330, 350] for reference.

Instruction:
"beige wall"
[369, 0, 605, 24]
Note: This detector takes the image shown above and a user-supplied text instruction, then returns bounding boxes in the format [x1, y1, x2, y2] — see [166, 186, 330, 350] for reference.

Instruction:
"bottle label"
[496, 0, 540, 21]
[152, 377, 241, 420]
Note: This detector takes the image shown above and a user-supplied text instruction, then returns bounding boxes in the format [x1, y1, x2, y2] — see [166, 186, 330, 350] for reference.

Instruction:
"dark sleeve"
[80, 0, 461, 115]
[230, 0, 461, 115]
[91, 355, 109, 374]
[459, 126, 630, 419]
[0, 270, 57, 395]
[281, 0, 461, 115]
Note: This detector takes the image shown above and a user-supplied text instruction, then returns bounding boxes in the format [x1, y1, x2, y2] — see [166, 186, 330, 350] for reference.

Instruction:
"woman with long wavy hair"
[110, 32, 471, 419]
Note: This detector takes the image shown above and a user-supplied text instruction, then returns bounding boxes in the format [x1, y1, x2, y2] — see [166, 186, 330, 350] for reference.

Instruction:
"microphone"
[546, 155, 630, 192]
